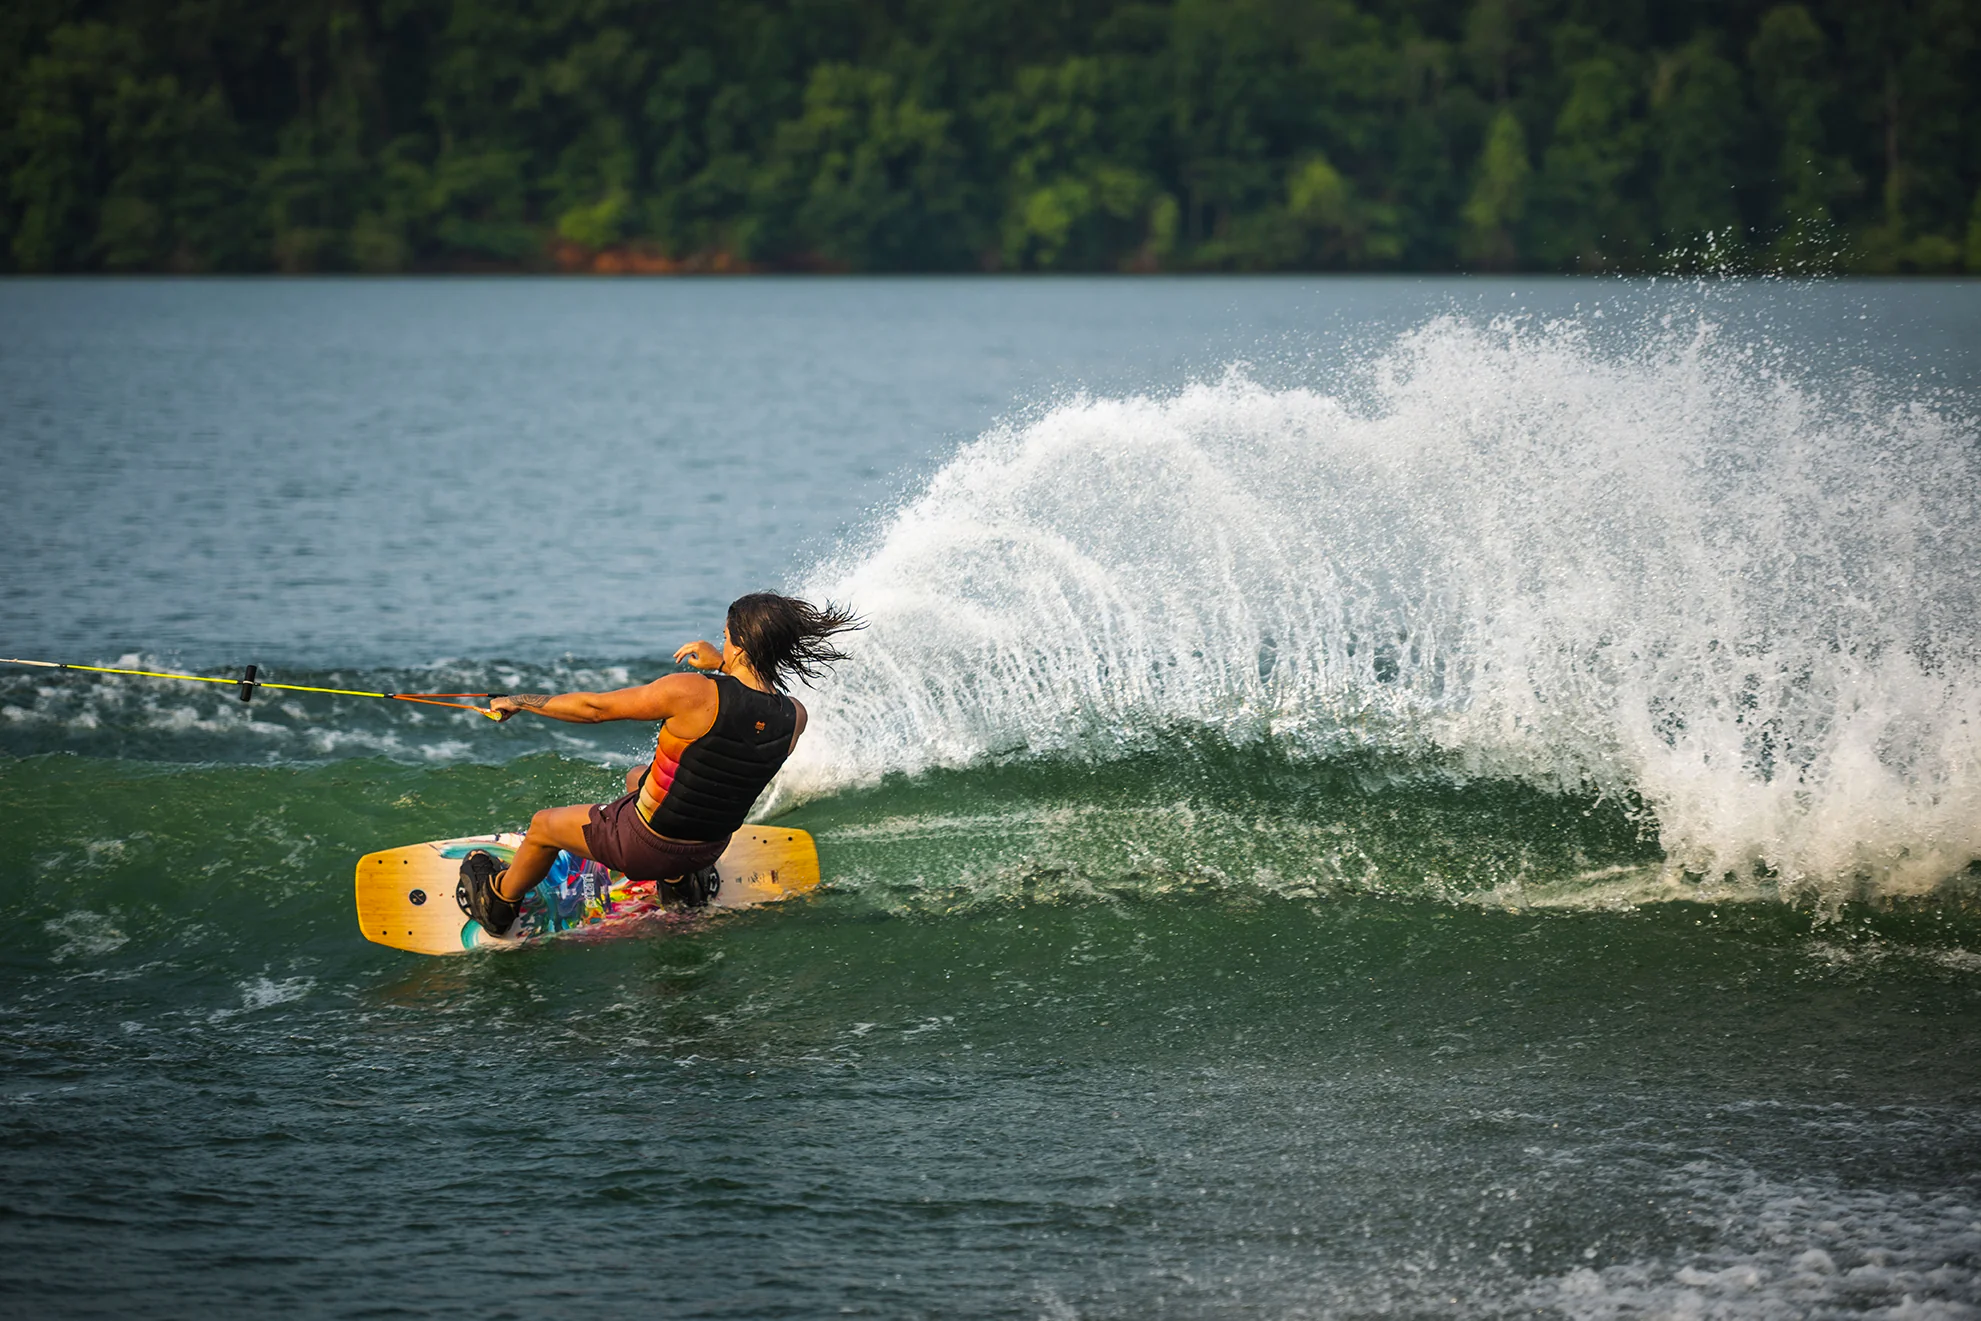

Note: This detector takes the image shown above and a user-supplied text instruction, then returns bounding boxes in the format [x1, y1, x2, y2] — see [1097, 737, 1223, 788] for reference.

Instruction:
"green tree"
[643, 46, 746, 257]
[986, 58, 1164, 270]
[1968, 186, 1981, 272]
[257, 1, 410, 272]
[1749, 4, 1856, 261]
[3, 0, 1978, 275]
[1463, 0, 1524, 103]
[7, 21, 253, 272]
[1167, 0, 1300, 261]
[753, 64, 975, 270]
[1387, 36, 1483, 269]
[1529, 44, 1647, 270]
[1278, 152, 1402, 267]
[417, 0, 557, 265]
[533, 21, 646, 252]
[1840, 0, 1974, 272]
[1648, 34, 1746, 254]
[1460, 106, 1529, 267]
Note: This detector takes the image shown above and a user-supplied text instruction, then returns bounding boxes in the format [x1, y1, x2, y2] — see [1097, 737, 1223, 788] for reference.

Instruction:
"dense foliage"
[5, 0, 1978, 274]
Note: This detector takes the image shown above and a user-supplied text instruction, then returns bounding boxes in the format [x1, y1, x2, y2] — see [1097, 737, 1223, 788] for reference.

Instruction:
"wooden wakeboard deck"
[355, 826, 819, 955]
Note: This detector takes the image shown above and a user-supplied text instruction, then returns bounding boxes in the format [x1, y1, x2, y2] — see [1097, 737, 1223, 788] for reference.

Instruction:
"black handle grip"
[238, 664, 258, 703]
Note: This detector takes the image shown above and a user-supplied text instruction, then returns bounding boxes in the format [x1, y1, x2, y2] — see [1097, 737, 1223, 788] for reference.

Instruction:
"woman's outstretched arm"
[487, 672, 701, 724]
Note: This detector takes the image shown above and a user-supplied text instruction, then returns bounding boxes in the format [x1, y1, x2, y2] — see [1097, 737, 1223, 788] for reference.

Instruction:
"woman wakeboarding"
[458, 592, 862, 934]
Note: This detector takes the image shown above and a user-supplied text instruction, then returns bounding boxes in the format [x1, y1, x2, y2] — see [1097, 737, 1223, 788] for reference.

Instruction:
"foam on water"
[1526, 1172, 1981, 1320]
[208, 975, 316, 1022]
[42, 911, 130, 962]
[784, 311, 1981, 906]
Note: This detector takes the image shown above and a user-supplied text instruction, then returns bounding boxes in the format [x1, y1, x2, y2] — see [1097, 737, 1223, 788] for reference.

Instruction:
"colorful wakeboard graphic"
[354, 826, 819, 955]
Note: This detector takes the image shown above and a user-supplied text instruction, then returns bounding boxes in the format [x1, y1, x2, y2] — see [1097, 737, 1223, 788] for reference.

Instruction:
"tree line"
[4, 0, 1977, 275]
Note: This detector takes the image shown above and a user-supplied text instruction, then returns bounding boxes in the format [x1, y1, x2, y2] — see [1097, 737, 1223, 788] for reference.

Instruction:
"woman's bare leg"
[495, 803, 596, 902]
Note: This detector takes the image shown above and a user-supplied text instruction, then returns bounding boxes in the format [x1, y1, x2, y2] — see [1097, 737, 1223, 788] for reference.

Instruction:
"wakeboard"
[354, 826, 819, 955]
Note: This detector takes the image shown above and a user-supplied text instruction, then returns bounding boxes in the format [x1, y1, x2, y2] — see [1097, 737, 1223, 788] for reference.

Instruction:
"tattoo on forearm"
[512, 693, 552, 710]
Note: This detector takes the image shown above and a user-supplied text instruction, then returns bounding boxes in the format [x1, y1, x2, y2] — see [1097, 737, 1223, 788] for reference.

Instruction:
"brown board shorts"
[583, 791, 730, 882]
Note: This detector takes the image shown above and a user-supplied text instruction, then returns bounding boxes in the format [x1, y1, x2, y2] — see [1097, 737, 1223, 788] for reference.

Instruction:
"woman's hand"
[674, 639, 722, 671]
[487, 694, 555, 721]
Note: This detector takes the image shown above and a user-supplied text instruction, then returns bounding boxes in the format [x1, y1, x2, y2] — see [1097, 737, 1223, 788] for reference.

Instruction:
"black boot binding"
[458, 850, 520, 936]
[656, 865, 721, 909]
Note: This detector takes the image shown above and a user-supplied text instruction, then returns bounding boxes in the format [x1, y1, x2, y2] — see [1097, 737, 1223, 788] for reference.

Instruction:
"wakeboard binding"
[656, 865, 722, 909]
[457, 849, 520, 936]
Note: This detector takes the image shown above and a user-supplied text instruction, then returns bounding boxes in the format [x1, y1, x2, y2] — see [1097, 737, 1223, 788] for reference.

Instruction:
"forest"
[3, 0, 1978, 275]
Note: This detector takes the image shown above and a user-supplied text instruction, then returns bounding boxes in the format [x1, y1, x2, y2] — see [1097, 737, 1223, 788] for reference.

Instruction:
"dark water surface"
[2, 277, 1978, 1318]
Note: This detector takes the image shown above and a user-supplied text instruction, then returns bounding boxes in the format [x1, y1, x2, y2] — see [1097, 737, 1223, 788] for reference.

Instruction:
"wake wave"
[782, 311, 1981, 904]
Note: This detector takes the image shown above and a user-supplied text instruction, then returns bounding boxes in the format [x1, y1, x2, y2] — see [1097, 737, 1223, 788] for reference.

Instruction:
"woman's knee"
[526, 805, 585, 844]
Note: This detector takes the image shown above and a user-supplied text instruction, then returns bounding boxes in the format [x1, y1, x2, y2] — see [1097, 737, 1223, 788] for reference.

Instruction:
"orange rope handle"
[390, 694, 494, 711]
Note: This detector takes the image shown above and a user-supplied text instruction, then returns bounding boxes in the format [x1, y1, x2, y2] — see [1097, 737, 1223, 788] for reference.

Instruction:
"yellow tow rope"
[0, 657, 503, 717]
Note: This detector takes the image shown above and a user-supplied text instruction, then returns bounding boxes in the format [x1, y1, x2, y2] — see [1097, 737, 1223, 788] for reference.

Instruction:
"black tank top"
[635, 674, 798, 840]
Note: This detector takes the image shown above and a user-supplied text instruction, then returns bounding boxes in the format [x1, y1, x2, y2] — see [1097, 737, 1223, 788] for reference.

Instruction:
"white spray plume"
[779, 314, 1981, 904]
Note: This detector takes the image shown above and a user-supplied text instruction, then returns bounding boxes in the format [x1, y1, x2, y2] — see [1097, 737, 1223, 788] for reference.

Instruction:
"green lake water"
[2, 276, 1977, 1318]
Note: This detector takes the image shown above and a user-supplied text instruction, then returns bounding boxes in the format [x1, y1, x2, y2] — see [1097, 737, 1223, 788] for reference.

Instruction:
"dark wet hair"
[725, 593, 864, 692]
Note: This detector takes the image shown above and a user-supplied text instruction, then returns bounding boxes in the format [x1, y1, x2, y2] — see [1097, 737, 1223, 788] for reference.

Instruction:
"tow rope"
[0, 657, 503, 717]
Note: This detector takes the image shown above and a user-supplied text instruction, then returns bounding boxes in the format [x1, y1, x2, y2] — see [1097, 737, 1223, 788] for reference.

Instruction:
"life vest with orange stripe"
[635, 673, 797, 840]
